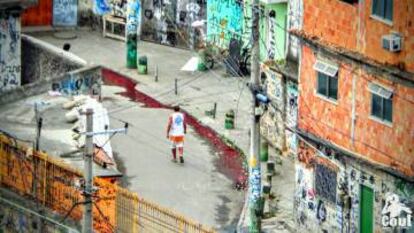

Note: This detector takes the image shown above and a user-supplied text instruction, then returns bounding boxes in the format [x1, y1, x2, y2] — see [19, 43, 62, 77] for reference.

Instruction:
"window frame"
[370, 92, 392, 123]
[316, 72, 338, 101]
[371, 0, 393, 23]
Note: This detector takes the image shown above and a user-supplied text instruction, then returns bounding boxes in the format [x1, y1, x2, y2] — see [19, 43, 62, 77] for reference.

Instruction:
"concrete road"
[102, 86, 244, 231]
[30, 30, 295, 231]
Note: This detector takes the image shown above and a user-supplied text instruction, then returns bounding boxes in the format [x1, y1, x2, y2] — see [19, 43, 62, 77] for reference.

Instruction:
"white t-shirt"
[169, 112, 185, 136]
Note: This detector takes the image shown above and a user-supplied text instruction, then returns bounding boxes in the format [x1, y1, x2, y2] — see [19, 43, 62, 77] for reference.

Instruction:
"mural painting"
[94, 0, 112, 15]
[51, 71, 101, 96]
[0, 15, 21, 92]
[207, 0, 243, 48]
[126, 0, 141, 68]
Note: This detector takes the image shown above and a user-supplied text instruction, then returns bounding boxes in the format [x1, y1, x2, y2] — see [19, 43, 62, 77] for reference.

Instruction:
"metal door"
[360, 185, 374, 233]
[21, 0, 53, 26]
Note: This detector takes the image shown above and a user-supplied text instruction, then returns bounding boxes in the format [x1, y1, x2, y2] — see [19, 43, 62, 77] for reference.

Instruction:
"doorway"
[360, 185, 374, 233]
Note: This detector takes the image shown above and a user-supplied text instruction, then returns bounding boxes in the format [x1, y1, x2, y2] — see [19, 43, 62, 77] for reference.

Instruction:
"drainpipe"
[351, 71, 356, 146]
[282, 75, 287, 153]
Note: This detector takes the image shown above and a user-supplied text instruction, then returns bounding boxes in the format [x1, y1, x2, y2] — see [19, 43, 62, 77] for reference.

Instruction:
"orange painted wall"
[303, 0, 414, 72]
[21, 0, 52, 26]
[298, 46, 414, 177]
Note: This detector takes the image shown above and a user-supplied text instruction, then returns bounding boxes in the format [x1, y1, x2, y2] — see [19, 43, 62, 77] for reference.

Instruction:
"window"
[314, 60, 339, 100]
[315, 163, 337, 203]
[369, 83, 393, 123]
[339, 0, 359, 4]
[372, 0, 393, 22]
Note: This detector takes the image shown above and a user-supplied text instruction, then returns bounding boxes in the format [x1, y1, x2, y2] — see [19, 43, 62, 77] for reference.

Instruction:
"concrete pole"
[175, 78, 178, 95]
[126, 0, 140, 68]
[155, 65, 159, 82]
[248, 0, 261, 231]
[82, 108, 94, 233]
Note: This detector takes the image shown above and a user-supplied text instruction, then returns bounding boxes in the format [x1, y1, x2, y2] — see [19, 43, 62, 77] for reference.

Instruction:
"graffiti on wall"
[0, 15, 21, 92]
[267, 17, 277, 60]
[266, 71, 283, 104]
[94, 0, 112, 15]
[51, 72, 101, 96]
[53, 0, 78, 26]
[207, 0, 243, 47]
[296, 141, 414, 233]
[295, 164, 316, 229]
[141, 0, 206, 49]
[261, 70, 285, 149]
[287, 0, 302, 59]
[109, 0, 127, 18]
[286, 81, 298, 153]
[126, 0, 141, 68]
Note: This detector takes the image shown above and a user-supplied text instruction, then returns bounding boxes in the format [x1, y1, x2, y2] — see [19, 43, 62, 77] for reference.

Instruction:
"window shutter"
[368, 83, 393, 99]
[313, 60, 339, 77]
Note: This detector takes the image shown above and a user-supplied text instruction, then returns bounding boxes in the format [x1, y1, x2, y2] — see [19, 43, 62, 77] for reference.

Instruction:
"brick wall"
[298, 45, 414, 177]
[303, 0, 414, 72]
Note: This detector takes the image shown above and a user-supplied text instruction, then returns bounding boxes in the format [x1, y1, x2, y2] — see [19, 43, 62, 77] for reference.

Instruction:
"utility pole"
[79, 108, 128, 233]
[82, 108, 94, 233]
[248, 0, 262, 231]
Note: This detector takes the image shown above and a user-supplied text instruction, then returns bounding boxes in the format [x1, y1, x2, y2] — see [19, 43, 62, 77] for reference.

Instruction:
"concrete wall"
[295, 141, 414, 233]
[302, 0, 414, 72]
[0, 14, 21, 92]
[286, 0, 302, 60]
[298, 45, 414, 178]
[0, 189, 80, 233]
[0, 66, 101, 106]
[260, 64, 298, 154]
[21, 34, 86, 85]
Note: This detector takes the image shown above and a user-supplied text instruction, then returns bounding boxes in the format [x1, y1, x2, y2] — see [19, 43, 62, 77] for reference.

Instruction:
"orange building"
[292, 1, 414, 233]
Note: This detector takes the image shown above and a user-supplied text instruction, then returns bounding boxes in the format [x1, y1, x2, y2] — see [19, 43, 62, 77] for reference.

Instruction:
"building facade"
[293, 0, 414, 232]
[259, 0, 301, 155]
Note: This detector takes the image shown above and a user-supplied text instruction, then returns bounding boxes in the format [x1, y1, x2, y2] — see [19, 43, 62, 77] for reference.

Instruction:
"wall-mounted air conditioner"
[382, 34, 402, 52]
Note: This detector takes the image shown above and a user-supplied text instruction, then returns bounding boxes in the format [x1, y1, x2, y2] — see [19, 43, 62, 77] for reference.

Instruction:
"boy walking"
[166, 106, 187, 163]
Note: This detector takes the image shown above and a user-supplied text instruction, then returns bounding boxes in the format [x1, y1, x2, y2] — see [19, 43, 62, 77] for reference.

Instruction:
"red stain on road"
[102, 68, 247, 187]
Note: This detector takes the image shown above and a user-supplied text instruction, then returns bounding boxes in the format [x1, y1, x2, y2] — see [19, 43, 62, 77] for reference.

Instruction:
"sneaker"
[179, 157, 184, 163]
[171, 158, 177, 163]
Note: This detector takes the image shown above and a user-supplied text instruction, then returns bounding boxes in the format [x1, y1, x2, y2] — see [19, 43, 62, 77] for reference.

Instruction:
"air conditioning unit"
[382, 34, 402, 52]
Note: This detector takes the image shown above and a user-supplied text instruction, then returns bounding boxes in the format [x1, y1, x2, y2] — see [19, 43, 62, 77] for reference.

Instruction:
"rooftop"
[0, 89, 122, 178]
